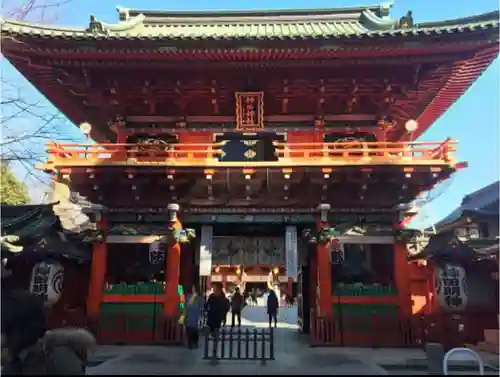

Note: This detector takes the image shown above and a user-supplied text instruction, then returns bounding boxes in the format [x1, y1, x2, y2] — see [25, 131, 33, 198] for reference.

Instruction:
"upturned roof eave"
[432, 181, 499, 231]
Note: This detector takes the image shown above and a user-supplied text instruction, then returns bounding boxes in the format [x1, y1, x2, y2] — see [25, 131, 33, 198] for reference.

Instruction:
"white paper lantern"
[30, 262, 64, 307]
[405, 119, 419, 133]
[434, 264, 468, 311]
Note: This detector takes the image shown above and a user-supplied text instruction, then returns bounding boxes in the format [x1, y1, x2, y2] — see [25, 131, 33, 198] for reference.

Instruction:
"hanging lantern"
[30, 262, 64, 307]
[149, 241, 164, 264]
[330, 240, 344, 264]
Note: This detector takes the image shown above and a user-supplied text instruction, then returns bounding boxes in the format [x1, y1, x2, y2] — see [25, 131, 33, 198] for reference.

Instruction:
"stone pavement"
[87, 307, 387, 375]
[86, 307, 498, 375]
[87, 329, 388, 375]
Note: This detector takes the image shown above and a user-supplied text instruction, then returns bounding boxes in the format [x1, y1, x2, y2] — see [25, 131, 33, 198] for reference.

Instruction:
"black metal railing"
[203, 327, 275, 365]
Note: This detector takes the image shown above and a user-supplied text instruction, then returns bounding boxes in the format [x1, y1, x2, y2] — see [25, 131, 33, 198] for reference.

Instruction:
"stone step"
[476, 342, 499, 355]
[484, 329, 499, 346]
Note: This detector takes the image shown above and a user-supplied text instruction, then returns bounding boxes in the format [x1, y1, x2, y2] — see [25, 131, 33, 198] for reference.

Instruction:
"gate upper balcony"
[41, 139, 459, 171]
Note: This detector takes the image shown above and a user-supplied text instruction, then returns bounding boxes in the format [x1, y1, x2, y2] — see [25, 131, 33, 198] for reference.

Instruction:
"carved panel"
[212, 237, 284, 266]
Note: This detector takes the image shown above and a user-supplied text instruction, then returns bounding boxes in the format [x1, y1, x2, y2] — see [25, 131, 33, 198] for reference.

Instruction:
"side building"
[410, 181, 499, 349]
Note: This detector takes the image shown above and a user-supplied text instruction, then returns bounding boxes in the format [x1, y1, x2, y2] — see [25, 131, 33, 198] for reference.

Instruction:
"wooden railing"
[273, 140, 455, 160]
[44, 140, 456, 167]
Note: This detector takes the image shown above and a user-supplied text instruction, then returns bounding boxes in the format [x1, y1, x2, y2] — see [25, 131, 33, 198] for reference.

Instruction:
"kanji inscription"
[435, 264, 468, 311]
[235, 92, 264, 130]
[31, 263, 50, 299]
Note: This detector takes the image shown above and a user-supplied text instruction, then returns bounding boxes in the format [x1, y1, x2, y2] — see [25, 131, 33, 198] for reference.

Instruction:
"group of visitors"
[1, 278, 96, 374]
[181, 285, 280, 349]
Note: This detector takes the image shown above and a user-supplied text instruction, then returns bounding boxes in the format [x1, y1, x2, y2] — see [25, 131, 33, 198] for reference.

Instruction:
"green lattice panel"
[103, 283, 165, 295]
[333, 284, 397, 296]
[333, 304, 399, 333]
[100, 303, 163, 332]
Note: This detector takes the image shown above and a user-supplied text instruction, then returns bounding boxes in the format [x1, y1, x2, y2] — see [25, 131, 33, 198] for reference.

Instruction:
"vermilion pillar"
[426, 260, 439, 314]
[87, 213, 108, 321]
[394, 240, 412, 319]
[316, 204, 332, 316]
[164, 204, 182, 316]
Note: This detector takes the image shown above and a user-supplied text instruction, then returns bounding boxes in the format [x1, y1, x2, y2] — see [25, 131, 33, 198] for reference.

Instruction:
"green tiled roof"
[1, 4, 498, 41]
[0, 204, 102, 259]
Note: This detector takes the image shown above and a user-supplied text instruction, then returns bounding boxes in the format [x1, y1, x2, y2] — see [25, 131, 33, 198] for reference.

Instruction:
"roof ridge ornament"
[398, 10, 414, 29]
[379, 2, 393, 18]
[87, 15, 108, 34]
[117, 6, 130, 21]
[87, 13, 145, 34]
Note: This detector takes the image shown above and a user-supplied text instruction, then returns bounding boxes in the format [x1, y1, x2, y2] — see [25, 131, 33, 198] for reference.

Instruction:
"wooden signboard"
[235, 92, 264, 130]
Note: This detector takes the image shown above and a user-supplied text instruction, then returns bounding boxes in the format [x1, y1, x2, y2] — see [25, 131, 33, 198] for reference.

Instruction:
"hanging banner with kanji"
[235, 92, 264, 130]
[285, 226, 298, 280]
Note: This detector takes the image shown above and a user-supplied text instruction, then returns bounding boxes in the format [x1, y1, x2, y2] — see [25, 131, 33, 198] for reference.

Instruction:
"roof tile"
[1, 6, 498, 40]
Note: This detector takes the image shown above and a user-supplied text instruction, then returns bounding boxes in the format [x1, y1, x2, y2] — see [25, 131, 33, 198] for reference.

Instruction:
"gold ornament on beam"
[244, 149, 256, 159]
[378, 117, 396, 141]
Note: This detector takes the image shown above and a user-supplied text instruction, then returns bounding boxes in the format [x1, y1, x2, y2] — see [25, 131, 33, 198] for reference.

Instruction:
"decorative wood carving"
[235, 92, 264, 130]
[107, 115, 126, 134]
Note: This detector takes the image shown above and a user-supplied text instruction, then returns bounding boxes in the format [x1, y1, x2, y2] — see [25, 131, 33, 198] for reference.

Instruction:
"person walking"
[230, 287, 244, 327]
[222, 289, 231, 327]
[204, 286, 227, 335]
[266, 289, 279, 328]
[182, 285, 204, 349]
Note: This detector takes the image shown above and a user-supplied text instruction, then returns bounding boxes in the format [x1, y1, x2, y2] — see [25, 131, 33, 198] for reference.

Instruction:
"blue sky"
[3, 0, 499, 227]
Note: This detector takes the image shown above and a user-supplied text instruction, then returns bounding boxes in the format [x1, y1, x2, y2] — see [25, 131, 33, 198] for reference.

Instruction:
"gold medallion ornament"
[244, 149, 256, 159]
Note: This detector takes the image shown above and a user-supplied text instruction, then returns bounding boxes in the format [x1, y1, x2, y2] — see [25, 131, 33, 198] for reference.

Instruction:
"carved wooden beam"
[141, 80, 157, 114]
[211, 80, 219, 115]
[282, 79, 288, 114]
[174, 79, 186, 115]
[316, 78, 325, 115]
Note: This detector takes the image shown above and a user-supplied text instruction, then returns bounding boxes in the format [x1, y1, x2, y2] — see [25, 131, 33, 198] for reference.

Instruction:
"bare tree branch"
[1, 0, 79, 201]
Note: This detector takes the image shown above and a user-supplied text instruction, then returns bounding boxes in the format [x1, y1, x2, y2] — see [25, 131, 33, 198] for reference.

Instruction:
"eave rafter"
[56, 164, 454, 210]
[6, 52, 473, 142]
[1, 5, 497, 141]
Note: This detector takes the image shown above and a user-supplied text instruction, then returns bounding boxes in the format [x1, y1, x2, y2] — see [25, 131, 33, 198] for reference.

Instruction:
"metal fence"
[203, 327, 275, 365]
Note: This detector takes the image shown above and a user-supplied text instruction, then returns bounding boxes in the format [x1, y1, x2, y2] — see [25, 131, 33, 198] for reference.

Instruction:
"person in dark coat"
[230, 287, 245, 327]
[266, 289, 279, 328]
[204, 286, 227, 334]
[1, 289, 95, 375]
[221, 289, 230, 327]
